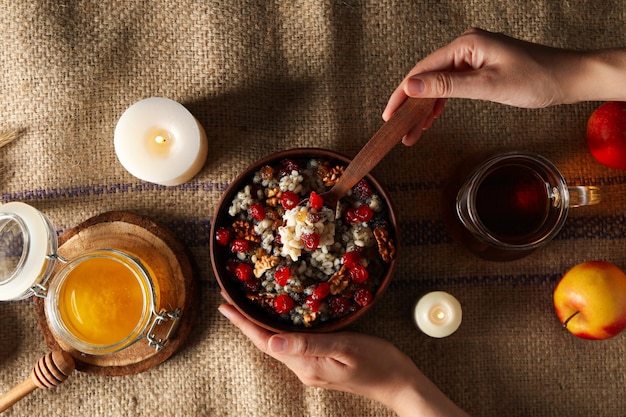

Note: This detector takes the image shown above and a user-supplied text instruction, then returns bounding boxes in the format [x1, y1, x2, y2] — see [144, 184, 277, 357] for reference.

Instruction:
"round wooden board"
[33, 211, 197, 376]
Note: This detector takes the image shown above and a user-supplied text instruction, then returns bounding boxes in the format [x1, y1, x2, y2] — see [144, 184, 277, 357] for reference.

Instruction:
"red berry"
[309, 191, 324, 211]
[274, 266, 291, 286]
[342, 251, 361, 268]
[305, 296, 321, 313]
[281, 191, 299, 210]
[301, 233, 320, 250]
[328, 296, 351, 315]
[248, 203, 266, 221]
[354, 286, 373, 307]
[353, 179, 373, 201]
[344, 207, 359, 224]
[355, 205, 374, 222]
[306, 212, 321, 224]
[235, 263, 253, 281]
[231, 238, 249, 253]
[349, 264, 369, 284]
[274, 294, 295, 314]
[215, 227, 233, 246]
[311, 282, 330, 300]
[277, 159, 300, 177]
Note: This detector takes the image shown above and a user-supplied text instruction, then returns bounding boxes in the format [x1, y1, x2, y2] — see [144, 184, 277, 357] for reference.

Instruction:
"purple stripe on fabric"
[386, 176, 626, 192]
[2, 174, 624, 203]
[1, 181, 230, 202]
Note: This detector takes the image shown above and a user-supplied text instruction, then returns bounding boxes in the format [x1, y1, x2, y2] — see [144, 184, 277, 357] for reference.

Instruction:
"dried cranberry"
[305, 296, 321, 313]
[281, 191, 299, 210]
[354, 286, 373, 307]
[355, 205, 374, 222]
[235, 263, 253, 281]
[274, 234, 282, 245]
[301, 233, 320, 250]
[328, 296, 351, 316]
[215, 227, 233, 246]
[231, 238, 249, 253]
[349, 264, 369, 284]
[274, 266, 291, 286]
[248, 203, 266, 221]
[353, 179, 373, 201]
[274, 294, 295, 314]
[311, 282, 330, 300]
[342, 251, 361, 268]
[309, 191, 324, 211]
[344, 207, 359, 224]
[277, 159, 300, 177]
[306, 212, 321, 224]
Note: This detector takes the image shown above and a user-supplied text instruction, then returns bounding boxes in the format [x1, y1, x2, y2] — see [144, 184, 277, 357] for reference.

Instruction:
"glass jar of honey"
[0, 202, 180, 355]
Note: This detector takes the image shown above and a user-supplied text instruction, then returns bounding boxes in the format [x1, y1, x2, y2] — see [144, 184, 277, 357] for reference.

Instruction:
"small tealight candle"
[414, 291, 462, 338]
[114, 97, 208, 186]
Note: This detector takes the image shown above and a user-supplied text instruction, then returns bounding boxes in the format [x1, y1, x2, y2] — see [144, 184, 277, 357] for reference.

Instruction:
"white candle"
[114, 97, 208, 186]
[414, 291, 462, 338]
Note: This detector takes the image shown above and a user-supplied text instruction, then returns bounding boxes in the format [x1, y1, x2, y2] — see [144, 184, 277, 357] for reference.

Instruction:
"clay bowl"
[210, 148, 398, 333]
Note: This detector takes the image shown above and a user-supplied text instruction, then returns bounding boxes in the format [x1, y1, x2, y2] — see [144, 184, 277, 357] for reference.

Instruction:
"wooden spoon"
[0, 350, 75, 412]
[320, 97, 436, 210]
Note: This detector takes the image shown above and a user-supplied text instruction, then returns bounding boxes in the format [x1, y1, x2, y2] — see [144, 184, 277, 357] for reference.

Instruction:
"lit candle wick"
[430, 307, 447, 323]
[154, 135, 166, 145]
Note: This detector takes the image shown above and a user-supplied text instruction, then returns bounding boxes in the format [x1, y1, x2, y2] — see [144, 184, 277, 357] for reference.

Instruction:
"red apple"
[553, 261, 626, 340]
[586, 101, 626, 170]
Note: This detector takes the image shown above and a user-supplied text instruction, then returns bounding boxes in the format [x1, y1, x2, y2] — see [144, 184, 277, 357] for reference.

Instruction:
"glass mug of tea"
[455, 151, 600, 260]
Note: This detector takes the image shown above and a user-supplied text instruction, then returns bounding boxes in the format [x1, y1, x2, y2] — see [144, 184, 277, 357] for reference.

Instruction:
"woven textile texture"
[1, 1, 626, 416]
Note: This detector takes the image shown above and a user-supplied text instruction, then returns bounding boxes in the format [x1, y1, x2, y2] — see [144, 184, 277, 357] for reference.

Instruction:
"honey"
[46, 249, 158, 355]
[57, 255, 146, 346]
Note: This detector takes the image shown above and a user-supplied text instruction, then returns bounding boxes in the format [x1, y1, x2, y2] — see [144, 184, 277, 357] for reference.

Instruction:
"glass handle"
[568, 186, 601, 208]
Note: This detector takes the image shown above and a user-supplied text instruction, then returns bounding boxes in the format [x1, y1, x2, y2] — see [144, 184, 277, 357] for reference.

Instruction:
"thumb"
[269, 332, 352, 361]
[406, 70, 494, 101]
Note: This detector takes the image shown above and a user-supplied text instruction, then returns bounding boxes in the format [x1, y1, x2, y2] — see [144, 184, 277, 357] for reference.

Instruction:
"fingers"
[268, 332, 353, 361]
[382, 84, 408, 121]
[383, 27, 491, 127]
[396, 98, 446, 146]
[409, 67, 496, 101]
[401, 126, 425, 147]
[218, 302, 351, 364]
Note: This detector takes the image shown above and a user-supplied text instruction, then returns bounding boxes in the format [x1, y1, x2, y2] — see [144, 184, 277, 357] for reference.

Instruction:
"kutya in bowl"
[210, 148, 398, 333]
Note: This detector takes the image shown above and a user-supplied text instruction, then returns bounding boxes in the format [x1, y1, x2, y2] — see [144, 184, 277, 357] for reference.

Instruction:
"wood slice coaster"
[33, 211, 197, 376]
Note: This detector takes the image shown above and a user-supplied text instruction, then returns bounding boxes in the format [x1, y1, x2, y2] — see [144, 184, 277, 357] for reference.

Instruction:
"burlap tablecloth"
[1, 1, 625, 416]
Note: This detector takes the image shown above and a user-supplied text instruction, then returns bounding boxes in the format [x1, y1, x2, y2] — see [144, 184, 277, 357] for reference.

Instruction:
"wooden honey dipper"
[0, 351, 75, 412]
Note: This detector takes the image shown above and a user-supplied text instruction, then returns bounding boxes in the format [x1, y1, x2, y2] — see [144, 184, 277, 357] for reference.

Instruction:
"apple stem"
[562, 311, 581, 329]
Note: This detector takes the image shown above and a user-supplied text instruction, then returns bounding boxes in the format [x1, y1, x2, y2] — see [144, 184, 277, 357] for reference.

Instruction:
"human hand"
[384, 27, 584, 146]
[218, 303, 470, 417]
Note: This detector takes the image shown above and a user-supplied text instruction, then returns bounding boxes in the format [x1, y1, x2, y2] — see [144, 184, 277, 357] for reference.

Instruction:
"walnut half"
[232, 219, 261, 243]
[253, 250, 280, 278]
[373, 226, 396, 263]
[328, 265, 350, 295]
[318, 164, 345, 187]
